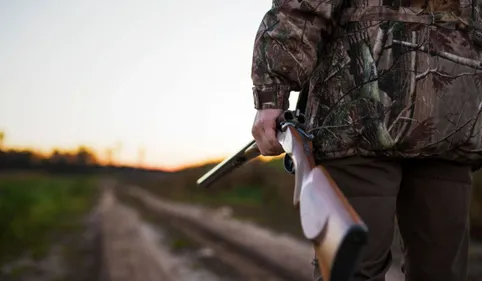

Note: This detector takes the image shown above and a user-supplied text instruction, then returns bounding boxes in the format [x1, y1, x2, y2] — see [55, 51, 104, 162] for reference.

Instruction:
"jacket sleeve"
[251, 0, 340, 110]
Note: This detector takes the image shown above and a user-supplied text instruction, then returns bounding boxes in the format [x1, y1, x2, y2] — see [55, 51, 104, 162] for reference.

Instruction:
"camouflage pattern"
[251, 0, 482, 165]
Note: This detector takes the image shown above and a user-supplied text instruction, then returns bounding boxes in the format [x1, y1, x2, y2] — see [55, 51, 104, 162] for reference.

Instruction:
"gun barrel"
[196, 140, 260, 188]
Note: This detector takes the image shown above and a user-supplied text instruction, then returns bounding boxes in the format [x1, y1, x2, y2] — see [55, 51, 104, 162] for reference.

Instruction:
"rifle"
[196, 109, 368, 281]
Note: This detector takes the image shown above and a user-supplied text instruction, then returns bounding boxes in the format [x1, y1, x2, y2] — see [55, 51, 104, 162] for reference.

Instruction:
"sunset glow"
[0, 0, 300, 169]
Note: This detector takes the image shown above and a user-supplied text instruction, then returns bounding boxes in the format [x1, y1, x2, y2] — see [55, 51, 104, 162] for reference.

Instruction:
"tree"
[0, 131, 4, 150]
[105, 148, 113, 165]
[106, 141, 123, 166]
[74, 146, 98, 166]
[114, 141, 123, 161]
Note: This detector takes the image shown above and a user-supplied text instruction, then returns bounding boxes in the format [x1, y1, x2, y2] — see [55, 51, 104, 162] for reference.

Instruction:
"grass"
[122, 157, 482, 241]
[0, 173, 99, 266]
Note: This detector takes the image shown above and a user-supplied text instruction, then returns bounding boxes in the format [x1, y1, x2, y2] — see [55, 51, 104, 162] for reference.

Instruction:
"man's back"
[251, 0, 482, 166]
[308, 0, 482, 164]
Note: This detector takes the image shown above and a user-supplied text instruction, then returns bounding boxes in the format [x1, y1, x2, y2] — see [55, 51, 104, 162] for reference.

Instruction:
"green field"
[0, 173, 98, 267]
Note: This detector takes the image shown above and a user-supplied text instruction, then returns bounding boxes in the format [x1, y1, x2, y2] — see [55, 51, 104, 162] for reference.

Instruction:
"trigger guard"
[283, 154, 295, 174]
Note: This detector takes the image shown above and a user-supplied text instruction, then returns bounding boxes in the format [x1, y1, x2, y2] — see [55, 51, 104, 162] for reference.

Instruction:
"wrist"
[252, 85, 290, 110]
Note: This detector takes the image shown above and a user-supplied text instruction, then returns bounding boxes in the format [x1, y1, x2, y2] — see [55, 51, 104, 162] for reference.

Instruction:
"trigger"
[283, 154, 295, 174]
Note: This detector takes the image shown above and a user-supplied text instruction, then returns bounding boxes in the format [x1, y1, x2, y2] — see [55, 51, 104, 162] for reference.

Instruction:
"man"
[250, 0, 482, 280]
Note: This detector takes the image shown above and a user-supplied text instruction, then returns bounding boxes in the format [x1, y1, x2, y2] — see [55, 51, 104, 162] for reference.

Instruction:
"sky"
[0, 0, 299, 170]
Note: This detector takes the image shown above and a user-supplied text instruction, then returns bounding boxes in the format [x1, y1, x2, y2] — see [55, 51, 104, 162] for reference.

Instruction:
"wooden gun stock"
[278, 121, 368, 281]
[196, 110, 368, 281]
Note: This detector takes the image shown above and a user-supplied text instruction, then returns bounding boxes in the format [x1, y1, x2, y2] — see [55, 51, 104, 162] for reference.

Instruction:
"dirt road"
[101, 181, 299, 281]
[99, 182, 172, 281]
[101, 182, 482, 281]
[102, 182, 404, 281]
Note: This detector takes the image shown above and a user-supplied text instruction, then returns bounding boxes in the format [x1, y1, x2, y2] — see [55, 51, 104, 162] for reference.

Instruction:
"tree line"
[0, 131, 162, 175]
[0, 145, 103, 173]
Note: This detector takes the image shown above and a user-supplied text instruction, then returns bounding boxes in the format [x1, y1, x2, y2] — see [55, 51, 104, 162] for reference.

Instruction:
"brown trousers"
[312, 157, 473, 281]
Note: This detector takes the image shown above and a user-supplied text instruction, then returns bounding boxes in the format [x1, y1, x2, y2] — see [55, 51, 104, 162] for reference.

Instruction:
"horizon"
[0, 0, 300, 170]
[0, 142, 281, 172]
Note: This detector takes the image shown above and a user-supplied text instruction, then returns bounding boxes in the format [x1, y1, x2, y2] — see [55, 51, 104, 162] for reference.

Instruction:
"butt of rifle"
[300, 166, 368, 281]
[313, 223, 368, 281]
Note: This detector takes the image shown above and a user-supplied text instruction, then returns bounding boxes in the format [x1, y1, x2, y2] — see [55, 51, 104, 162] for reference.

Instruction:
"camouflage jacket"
[251, 0, 482, 165]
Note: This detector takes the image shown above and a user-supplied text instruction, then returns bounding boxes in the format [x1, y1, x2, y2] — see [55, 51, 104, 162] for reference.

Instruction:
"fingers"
[251, 111, 284, 156]
[262, 125, 283, 155]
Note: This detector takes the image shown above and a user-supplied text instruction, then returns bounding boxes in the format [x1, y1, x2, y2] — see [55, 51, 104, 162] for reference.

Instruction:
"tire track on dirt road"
[117, 183, 404, 281]
[101, 180, 294, 281]
[99, 181, 173, 281]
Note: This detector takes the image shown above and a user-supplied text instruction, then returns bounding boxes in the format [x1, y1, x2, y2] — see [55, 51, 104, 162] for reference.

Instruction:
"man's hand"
[251, 109, 284, 156]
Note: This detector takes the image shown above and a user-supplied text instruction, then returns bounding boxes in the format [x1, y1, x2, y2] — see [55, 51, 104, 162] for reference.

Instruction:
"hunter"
[250, 0, 482, 280]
